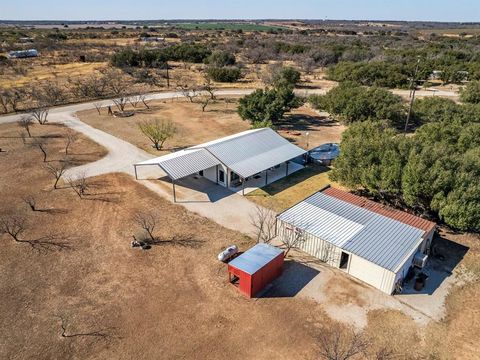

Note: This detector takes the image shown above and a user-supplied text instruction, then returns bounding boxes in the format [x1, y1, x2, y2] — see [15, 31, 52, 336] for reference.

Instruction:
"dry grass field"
[0, 122, 333, 360]
[77, 97, 251, 155]
[77, 98, 345, 156]
[0, 61, 108, 88]
[0, 120, 479, 359]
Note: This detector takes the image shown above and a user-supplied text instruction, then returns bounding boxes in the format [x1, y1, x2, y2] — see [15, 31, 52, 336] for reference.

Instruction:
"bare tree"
[30, 137, 48, 162]
[18, 115, 33, 137]
[318, 242, 339, 265]
[139, 94, 150, 109]
[104, 69, 131, 112]
[138, 119, 176, 150]
[177, 79, 199, 103]
[0, 212, 26, 242]
[246, 47, 269, 64]
[371, 347, 396, 360]
[199, 95, 211, 112]
[29, 81, 65, 124]
[0, 89, 10, 113]
[250, 204, 277, 244]
[318, 327, 369, 360]
[112, 97, 128, 113]
[128, 95, 142, 109]
[64, 129, 78, 156]
[30, 106, 50, 125]
[93, 102, 102, 115]
[45, 158, 70, 189]
[0, 88, 24, 113]
[203, 78, 216, 100]
[133, 211, 157, 242]
[280, 221, 307, 258]
[66, 173, 88, 198]
[0, 211, 70, 251]
[22, 195, 37, 211]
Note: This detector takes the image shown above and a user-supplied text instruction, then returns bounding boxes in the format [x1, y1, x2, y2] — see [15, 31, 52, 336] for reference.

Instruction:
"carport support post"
[172, 178, 176, 203]
[242, 178, 245, 196]
[216, 165, 219, 184]
[134, 165, 138, 180]
[265, 170, 268, 186]
[286, 161, 289, 176]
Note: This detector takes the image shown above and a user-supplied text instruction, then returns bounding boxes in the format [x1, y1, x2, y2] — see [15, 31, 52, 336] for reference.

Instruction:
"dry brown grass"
[0, 121, 332, 360]
[0, 61, 109, 88]
[363, 230, 480, 360]
[77, 97, 251, 155]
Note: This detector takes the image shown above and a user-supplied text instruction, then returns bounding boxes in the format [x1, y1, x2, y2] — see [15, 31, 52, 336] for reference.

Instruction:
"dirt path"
[3, 108, 261, 237]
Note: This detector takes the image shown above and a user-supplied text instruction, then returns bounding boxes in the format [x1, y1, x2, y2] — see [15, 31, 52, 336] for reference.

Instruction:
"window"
[219, 169, 225, 183]
[340, 252, 350, 270]
[230, 172, 240, 182]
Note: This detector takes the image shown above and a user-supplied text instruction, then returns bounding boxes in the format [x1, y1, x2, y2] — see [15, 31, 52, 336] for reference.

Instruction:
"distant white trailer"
[8, 49, 39, 58]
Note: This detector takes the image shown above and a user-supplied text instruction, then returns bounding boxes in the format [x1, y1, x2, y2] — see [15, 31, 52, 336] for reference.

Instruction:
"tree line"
[330, 110, 479, 231]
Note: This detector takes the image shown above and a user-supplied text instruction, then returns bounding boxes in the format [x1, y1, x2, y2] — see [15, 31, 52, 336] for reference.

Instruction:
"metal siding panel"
[277, 191, 426, 272]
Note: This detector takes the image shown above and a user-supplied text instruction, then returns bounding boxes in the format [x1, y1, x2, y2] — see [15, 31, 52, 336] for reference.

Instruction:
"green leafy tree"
[238, 86, 303, 126]
[274, 66, 301, 87]
[326, 61, 410, 88]
[331, 121, 408, 199]
[460, 81, 480, 104]
[333, 120, 480, 230]
[309, 82, 405, 127]
[138, 119, 176, 150]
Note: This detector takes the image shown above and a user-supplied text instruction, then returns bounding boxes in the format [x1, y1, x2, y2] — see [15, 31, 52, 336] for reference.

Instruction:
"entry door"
[218, 169, 225, 184]
[348, 255, 384, 290]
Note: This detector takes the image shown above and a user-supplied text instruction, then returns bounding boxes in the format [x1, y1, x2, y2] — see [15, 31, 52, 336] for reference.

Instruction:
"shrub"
[206, 50, 236, 67]
[206, 66, 242, 82]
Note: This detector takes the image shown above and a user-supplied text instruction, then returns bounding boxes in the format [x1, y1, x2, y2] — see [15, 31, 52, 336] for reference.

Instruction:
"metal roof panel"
[277, 191, 426, 272]
[228, 244, 283, 275]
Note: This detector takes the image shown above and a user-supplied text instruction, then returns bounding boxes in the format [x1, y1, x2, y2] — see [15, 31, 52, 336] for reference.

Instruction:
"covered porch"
[229, 161, 304, 195]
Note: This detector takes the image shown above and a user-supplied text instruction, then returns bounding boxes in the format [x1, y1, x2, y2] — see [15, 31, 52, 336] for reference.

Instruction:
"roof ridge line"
[193, 128, 269, 149]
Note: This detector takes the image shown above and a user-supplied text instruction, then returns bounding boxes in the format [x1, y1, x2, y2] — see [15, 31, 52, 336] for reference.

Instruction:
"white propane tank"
[218, 245, 238, 262]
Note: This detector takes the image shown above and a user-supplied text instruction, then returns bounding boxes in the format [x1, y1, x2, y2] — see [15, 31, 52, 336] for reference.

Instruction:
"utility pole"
[405, 57, 421, 134]
[165, 61, 170, 88]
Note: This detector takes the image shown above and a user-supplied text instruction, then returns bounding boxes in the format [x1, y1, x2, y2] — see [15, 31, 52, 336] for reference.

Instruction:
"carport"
[134, 128, 306, 201]
[134, 148, 222, 202]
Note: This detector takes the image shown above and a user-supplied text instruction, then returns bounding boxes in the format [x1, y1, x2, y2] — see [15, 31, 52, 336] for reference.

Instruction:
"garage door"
[347, 254, 385, 291]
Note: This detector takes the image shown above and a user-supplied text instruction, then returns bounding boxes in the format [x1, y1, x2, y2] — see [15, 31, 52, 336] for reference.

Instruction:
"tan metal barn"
[276, 186, 436, 294]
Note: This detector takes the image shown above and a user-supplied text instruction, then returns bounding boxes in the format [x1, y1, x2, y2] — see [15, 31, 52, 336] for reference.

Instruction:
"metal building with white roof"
[134, 128, 306, 200]
[276, 186, 436, 294]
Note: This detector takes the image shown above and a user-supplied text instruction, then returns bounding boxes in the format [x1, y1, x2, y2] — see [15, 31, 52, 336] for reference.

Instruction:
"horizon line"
[1, 19, 480, 24]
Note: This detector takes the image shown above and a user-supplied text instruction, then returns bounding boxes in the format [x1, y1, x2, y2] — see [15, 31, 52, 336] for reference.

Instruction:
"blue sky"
[1, 0, 479, 22]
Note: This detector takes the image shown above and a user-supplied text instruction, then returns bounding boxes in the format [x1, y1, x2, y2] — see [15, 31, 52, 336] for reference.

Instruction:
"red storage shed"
[227, 244, 284, 298]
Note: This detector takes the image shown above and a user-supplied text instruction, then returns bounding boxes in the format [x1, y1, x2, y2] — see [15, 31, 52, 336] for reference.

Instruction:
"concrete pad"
[264, 249, 432, 329]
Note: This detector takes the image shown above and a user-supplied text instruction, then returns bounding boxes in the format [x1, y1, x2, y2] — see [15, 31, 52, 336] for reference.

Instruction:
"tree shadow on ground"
[143, 234, 205, 249]
[280, 114, 339, 130]
[259, 260, 320, 298]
